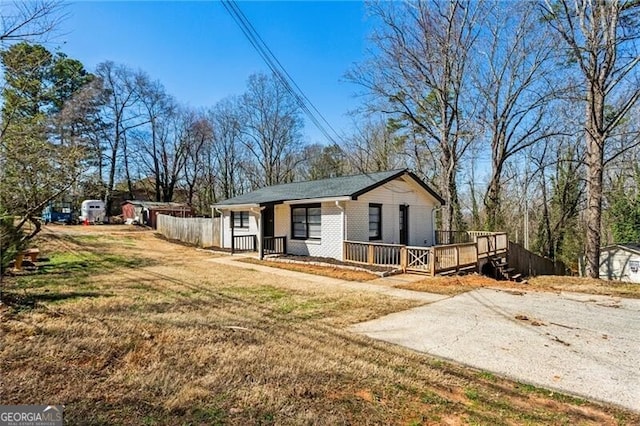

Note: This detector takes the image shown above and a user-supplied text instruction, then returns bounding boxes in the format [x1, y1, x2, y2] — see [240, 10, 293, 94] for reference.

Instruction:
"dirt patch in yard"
[1, 225, 637, 425]
[239, 257, 379, 281]
[527, 275, 640, 299]
[397, 274, 506, 295]
[398, 273, 640, 299]
[274, 254, 396, 273]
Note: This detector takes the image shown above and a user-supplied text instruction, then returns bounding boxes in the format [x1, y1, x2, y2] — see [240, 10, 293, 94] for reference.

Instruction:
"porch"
[229, 230, 507, 277]
[343, 231, 508, 275]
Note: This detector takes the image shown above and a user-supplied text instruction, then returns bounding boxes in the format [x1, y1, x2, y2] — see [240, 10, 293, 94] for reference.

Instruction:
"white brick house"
[213, 169, 444, 260]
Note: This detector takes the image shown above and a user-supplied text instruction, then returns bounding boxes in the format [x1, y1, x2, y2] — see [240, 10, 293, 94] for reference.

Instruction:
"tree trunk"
[584, 86, 605, 278]
[440, 149, 458, 232]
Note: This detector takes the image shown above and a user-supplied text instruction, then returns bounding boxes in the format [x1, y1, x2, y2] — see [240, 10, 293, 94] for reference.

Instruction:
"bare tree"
[133, 73, 176, 201]
[0, 1, 65, 44]
[348, 0, 484, 231]
[182, 111, 212, 209]
[475, 1, 561, 230]
[95, 61, 146, 215]
[239, 73, 304, 188]
[208, 97, 245, 201]
[345, 118, 405, 173]
[542, 0, 640, 278]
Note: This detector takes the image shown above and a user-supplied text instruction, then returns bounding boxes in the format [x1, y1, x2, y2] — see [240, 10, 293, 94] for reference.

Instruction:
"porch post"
[230, 211, 235, 254]
[257, 208, 264, 259]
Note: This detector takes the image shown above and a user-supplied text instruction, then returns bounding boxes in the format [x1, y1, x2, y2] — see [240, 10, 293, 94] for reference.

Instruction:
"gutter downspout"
[336, 201, 345, 260]
[214, 207, 224, 248]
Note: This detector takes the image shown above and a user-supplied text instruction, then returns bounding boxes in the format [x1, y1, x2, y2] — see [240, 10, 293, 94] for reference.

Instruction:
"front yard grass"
[0, 227, 637, 425]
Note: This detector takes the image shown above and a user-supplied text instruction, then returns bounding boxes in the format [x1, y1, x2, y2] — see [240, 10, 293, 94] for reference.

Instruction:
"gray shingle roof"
[213, 169, 444, 207]
[602, 244, 640, 256]
[123, 200, 191, 210]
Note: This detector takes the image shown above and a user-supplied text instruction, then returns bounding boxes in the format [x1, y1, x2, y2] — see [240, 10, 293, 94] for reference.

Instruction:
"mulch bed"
[273, 254, 397, 274]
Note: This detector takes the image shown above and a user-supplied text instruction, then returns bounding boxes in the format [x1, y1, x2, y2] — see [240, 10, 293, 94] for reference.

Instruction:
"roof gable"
[601, 244, 640, 256]
[213, 169, 444, 207]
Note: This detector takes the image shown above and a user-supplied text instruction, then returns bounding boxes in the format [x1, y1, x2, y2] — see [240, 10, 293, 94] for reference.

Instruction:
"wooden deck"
[344, 232, 508, 275]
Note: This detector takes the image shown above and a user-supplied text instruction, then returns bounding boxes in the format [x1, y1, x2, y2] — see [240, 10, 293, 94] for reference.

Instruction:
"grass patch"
[3, 251, 152, 311]
[464, 387, 480, 401]
[239, 257, 379, 281]
[0, 226, 637, 425]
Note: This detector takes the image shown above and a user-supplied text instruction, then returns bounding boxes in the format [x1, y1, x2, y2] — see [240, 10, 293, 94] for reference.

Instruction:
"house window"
[369, 204, 382, 240]
[291, 204, 321, 240]
[233, 211, 249, 228]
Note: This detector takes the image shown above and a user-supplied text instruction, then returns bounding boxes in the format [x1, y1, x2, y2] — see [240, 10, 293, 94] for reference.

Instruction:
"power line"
[220, 0, 343, 146]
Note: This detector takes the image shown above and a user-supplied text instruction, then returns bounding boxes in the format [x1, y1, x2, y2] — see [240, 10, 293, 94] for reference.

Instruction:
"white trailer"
[80, 200, 106, 223]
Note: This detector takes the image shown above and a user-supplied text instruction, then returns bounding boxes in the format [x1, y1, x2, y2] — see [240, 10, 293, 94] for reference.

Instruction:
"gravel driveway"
[350, 288, 640, 412]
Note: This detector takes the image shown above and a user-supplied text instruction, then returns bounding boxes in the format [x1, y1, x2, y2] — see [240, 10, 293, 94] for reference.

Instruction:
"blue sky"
[59, 1, 372, 144]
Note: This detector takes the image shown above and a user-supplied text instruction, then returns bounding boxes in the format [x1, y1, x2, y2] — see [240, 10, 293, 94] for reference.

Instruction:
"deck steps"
[486, 256, 527, 284]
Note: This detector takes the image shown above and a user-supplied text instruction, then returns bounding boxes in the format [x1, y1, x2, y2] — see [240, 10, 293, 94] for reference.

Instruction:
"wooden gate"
[406, 246, 431, 272]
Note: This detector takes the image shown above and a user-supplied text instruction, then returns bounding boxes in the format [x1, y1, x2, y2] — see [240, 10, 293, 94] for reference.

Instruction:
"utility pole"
[524, 156, 530, 250]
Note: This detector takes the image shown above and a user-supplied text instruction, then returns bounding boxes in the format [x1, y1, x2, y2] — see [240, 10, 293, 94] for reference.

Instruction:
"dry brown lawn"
[399, 273, 640, 299]
[1, 225, 638, 425]
[239, 257, 379, 281]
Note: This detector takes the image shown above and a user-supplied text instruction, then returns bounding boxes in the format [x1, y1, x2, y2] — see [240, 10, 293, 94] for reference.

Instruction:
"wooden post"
[454, 246, 460, 272]
[400, 246, 407, 272]
[430, 247, 437, 276]
[343, 241, 347, 261]
[474, 243, 480, 273]
[368, 244, 374, 265]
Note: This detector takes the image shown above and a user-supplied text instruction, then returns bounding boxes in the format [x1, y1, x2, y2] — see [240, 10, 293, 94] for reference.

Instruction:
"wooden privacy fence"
[343, 236, 507, 275]
[508, 241, 568, 276]
[157, 215, 219, 247]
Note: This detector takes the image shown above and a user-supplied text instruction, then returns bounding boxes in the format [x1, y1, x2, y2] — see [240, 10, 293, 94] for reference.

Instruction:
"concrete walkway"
[207, 255, 446, 303]
[350, 287, 640, 412]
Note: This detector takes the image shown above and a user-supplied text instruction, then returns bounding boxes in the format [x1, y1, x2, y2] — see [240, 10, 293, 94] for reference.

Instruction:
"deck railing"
[343, 240, 404, 267]
[344, 232, 507, 275]
[262, 236, 286, 256]
[431, 242, 478, 274]
[476, 233, 508, 258]
[232, 234, 256, 253]
[435, 230, 472, 245]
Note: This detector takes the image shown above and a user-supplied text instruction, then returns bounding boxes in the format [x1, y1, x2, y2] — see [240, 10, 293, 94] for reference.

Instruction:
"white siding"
[218, 174, 440, 258]
[345, 202, 369, 242]
[599, 248, 640, 283]
[220, 210, 259, 249]
[283, 202, 344, 259]
[351, 177, 439, 246]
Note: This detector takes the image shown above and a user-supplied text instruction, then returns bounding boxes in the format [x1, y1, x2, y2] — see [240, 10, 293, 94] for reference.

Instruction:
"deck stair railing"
[344, 231, 508, 275]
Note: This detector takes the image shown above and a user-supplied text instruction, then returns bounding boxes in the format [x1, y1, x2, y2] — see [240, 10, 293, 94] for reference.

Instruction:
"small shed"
[121, 201, 194, 229]
[598, 244, 640, 283]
